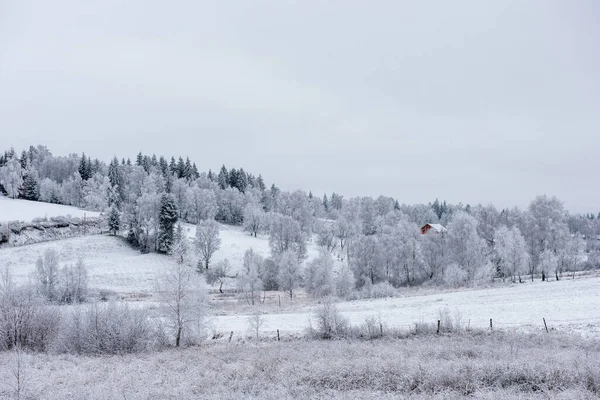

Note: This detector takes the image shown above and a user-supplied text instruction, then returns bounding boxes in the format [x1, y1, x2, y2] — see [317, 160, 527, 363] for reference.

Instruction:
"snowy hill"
[0, 196, 100, 223]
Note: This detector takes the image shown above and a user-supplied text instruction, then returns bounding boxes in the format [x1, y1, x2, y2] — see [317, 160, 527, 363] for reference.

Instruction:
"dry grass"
[1, 331, 599, 399]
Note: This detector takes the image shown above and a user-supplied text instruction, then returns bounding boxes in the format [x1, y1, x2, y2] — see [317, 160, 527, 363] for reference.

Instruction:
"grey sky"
[1, 1, 599, 212]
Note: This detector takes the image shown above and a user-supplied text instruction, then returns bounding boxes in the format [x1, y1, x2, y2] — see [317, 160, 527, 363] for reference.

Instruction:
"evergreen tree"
[217, 165, 229, 190]
[78, 153, 89, 180]
[108, 157, 123, 207]
[86, 156, 93, 178]
[237, 168, 248, 193]
[157, 193, 179, 253]
[108, 205, 121, 235]
[159, 156, 169, 177]
[191, 163, 199, 180]
[323, 194, 329, 212]
[176, 157, 185, 179]
[229, 168, 238, 189]
[207, 169, 215, 181]
[256, 174, 266, 191]
[136, 152, 144, 167]
[19, 150, 28, 169]
[394, 199, 400, 210]
[151, 154, 158, 168]
[22, 169, 39, 201]
[126, 158, 132, 166]
[169, 157, 177, 175]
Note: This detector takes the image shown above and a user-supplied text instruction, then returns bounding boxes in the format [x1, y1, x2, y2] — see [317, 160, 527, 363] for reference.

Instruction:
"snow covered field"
[0, 223, 319, 295]
[212, 275, 600, 337]
[0, 196, 100, 222]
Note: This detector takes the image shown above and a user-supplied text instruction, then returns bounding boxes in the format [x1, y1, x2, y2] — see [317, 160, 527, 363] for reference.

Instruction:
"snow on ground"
[0, 196, 100, 223]
[211, 275, 600, 337]
[181, 222, 321, 273]
[0, 235, 173, 294]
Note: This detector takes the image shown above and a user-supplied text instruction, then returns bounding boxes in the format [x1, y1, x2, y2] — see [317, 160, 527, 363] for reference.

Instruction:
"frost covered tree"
[21, 166, 39, 201]
[277, 249, 302, 299]
[349, 234, 382, 286]
[169, 224, 189, 265]
[494, 226, 529, 282]
[539, 249, 557, 282]
[187, 186, 218, 223]
[268, 214, 307, 259]
[243, 203, 265, 237]
[36, 248, 60, 302]
[0, 157, 23, 199]
[237, 249, 264, 305]
[83, 173, 110, 211]
[108, 205, 121, 235]
[58, 258, 88, 304]
[207, 259, 230, 294]
[194, 220, 221, 270]
[446, 211, 489, 284]
[335, 264, 355, 298]
[157, 194, 179, 253]
[159, 258, 205, 347]
[305, 251, 334, 298]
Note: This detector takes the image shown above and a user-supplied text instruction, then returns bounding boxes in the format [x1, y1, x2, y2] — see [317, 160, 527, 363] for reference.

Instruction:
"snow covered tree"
[237, 249, 264, 305]
[157, 194, 179, 253]
[305, 250, 334, 298]
[83, 173, 111, 211]
[349, 234, 382, 286]
[159, 256, 205, 347]
[268, 214, 307, 260]
[194, 220, 221, 270]
[36, 248, 60, 302]
[335, 264, 355, 298]
[494, 225, 529, 282]
[108, 205, 121, 235]
[187, 186, 218, 223]
[207, 259, 230, 294]
[21, 166, 39, 201]
[0, 157, 23, 199]
[217, 165, 229, 190]
[243, 203, 265, 237]
[169, 224, 190, 265]
[446, 211, 489, 284]
[277, 249, 303, 299]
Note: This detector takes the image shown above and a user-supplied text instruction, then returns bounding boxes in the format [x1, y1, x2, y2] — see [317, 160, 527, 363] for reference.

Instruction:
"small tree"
[160, 259, 205, 347]
[247, 312, 265, 342]
[206, 259, 229, 294]
[194, 220, 221, 270]
[0, 157, 23, 199]
[157, 194, 179, 253]
[108, 206, 120, 236]
[35, 249, 60, 302]
[277, 250, 302, 300]
[305, 250, 334, 298]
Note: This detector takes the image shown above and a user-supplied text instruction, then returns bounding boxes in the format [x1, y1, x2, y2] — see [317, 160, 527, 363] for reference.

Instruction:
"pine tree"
[207, 169, 215, 181]
[159, 156, 169, 177]
[108, 205, 121, 235]
[217, 165, 229, 190]
[136, 152, 144, 167]
[108, 157, 123, 206]
[22, 170, 39, 201]
[229, 168, 238, 189]
[176, 157, 185, 179]
[157, 194, 179, 253]
[323, 194, 329, 212]
[257, 174, 266, 191]
[19, 150, 28, 169]
[237, 168, 248, 193]
[191, 163, 199, 180]
[169, 157, 177, 175]
[78, 153, 89, 180]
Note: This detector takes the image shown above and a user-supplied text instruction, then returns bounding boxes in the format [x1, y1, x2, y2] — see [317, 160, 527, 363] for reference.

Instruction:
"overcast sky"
[1, 1, 599, 212]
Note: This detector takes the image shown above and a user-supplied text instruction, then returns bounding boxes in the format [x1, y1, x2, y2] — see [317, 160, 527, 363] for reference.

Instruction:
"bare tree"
[247, 312, 265, 342]
[194, 220, 221, 270]
[159, 261, 206, 347]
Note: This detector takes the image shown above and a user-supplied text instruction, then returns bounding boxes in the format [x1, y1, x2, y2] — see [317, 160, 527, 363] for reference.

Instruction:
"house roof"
[424, 223, 447, 233]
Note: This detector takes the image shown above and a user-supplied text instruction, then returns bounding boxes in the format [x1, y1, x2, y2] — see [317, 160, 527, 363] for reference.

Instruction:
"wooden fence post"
[277, 329, 280, 341]
[489, 319, 493, 331]
[228, 331, 233, 342]
[278, 295, 281, 309]
[543, 318, 549, 333]
[437, 320, 441, 334]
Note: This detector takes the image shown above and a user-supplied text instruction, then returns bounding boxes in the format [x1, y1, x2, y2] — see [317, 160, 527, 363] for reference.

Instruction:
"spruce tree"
[323, 194, 329, 212]
[136, 152, 144, 166]
[217, 165, 229, 190]
[108, 206, 121, 235]
[169, 157, 177, 175]
[22, 172, 39, 201]
[157, 194, 179, 253]
[257, 175, 266, 191]
[229, 168, 238, 189]
[78, 153, 89, 180]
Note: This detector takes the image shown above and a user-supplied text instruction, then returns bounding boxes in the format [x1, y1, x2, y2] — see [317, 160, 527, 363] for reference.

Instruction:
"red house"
[420, 223, 447, 235]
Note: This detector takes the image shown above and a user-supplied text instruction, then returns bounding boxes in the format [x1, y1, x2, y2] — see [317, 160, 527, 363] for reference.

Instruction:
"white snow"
[211, 275, 600, 337]
[0, 196, 100, 223]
